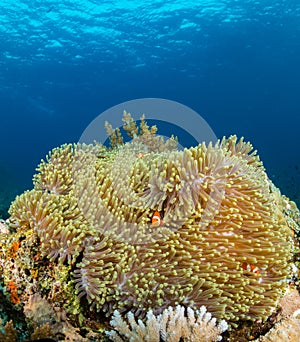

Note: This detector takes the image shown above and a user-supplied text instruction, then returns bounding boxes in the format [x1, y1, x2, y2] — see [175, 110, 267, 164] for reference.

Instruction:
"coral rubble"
[0, 112, 299, 341]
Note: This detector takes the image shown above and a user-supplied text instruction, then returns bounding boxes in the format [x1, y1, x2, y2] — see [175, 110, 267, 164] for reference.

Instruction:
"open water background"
[0, 0, 299, 215]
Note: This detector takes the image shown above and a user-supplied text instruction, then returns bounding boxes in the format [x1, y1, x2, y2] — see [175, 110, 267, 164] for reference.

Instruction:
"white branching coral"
[106, 305, 228, 342]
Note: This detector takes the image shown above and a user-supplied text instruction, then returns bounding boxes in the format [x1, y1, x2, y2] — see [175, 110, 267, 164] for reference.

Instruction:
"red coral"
[7, 280, 21, 304]
[9, 241, 21, 259]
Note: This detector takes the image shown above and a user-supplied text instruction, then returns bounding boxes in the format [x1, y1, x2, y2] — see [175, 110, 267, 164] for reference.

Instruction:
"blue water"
[0, 0, 299, 214]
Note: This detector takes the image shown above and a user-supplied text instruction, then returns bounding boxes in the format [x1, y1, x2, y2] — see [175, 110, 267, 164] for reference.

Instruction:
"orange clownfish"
[241, 262, 260, 274]
[152, 211, 164, 227]
[137, 152, 146, 158]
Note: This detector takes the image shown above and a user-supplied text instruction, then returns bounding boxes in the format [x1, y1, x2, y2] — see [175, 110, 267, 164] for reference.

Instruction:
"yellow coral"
[9, 189, 88, 264]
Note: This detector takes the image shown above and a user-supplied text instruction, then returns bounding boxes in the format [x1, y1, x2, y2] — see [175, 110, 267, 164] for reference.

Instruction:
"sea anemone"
[8, 113, 294, 324]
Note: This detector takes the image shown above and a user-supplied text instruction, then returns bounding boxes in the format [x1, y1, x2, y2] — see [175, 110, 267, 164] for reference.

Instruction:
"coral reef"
[0, 112, 299, 340]
[253, 309, 300, 342]
[249, 288, 300, 342]
[0, 220, 9, 234]
[106, 305, 228, 342]
[0, 320, 17, 341]
[257, 315, 300, 342]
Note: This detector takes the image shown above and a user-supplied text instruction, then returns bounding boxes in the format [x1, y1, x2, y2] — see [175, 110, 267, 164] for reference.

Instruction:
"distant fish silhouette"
[27, 96, 55, 116]
[46, 6, 54, 13]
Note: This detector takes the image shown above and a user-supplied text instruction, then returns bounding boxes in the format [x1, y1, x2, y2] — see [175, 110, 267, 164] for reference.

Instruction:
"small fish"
[152, 211, 163, 227]
[241, 262, 260, 274]
[136, 152, 146, 158]
[46, 6, 54, 13]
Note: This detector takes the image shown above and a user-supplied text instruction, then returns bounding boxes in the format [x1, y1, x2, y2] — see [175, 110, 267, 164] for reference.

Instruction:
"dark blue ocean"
[0, 0, 299, 217]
